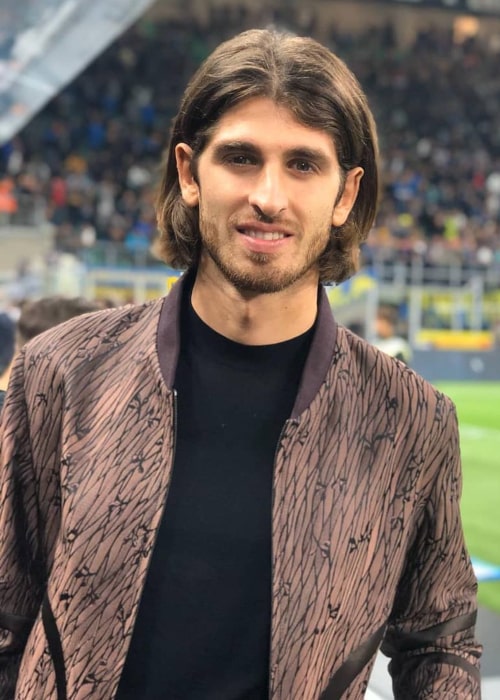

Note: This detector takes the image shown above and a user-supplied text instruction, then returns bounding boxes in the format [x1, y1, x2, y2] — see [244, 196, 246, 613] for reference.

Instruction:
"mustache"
[233, 205, 287, 226]
[254, 206, 274, 224]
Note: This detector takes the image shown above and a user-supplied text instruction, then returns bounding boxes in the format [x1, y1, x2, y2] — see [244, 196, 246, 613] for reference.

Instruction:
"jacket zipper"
[114, 389, 178, 696]
[44, 390, 178, 699]
[268, 417, 298, 700]
[131, 388, 178, 607]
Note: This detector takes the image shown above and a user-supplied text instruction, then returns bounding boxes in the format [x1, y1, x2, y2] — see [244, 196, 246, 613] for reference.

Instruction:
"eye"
[291, 159, 316, 173]
[225, 154, 255, 166]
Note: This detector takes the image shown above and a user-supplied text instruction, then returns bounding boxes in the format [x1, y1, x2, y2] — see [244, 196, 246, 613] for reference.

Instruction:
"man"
[0, 29, 481, 699]
[14, 295, 110, 347]
[0, 296, 107, 412]
[373, 304, 412, 365]
[0, 313, 16, 412]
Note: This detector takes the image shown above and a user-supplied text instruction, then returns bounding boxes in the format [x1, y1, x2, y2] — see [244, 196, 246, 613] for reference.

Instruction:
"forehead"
[203, 96, 338, 157]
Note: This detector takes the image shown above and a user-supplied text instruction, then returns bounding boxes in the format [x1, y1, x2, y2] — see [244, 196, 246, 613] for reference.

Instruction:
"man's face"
[176, 97, 362, 294]
[375, 317, 394, 339]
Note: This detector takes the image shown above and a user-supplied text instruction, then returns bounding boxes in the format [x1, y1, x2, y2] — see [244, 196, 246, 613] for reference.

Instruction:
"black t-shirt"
[117, 292, 313, 699]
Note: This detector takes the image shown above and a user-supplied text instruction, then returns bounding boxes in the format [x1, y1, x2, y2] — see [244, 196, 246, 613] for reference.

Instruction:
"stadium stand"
[0, 4, 499, 281]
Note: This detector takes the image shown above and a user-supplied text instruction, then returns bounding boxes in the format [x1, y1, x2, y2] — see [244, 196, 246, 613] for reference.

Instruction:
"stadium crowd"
[0, 3, 500, 272]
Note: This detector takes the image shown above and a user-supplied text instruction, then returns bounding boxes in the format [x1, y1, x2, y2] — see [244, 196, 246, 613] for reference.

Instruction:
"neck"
[191, 268, 319, 345]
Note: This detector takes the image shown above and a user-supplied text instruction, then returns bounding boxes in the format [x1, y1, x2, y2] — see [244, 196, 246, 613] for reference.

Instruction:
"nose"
[248, 164, 288, 219]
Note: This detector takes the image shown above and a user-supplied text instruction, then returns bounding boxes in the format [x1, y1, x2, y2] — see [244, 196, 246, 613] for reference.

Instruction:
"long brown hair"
[155, 28, 379, 284]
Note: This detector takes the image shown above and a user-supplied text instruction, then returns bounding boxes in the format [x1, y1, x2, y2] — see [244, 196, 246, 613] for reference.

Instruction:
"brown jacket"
[0, 275, 481, 699]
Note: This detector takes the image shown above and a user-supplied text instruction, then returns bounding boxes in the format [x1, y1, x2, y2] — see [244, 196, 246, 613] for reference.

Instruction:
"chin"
[228, 267, 309, 295]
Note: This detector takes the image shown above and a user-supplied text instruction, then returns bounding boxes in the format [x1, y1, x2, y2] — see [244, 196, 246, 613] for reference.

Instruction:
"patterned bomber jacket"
[0, 274, 481, 699]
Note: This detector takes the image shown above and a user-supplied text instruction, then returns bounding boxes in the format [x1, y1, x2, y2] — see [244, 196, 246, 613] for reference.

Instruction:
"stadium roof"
[0, 0, 156, 146]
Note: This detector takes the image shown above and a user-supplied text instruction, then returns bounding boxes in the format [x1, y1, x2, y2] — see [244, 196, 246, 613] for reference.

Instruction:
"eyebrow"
[211, 141, 260, 161]
[211, 141, 333, 169]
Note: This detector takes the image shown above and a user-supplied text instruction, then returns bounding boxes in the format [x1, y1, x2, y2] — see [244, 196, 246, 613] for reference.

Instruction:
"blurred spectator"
[0, 176, 18, 224]
[16, 295, 109, 346]
[0, 312, 16, 410]
[0, 7, 499, 270]
[373, 303, 412, 365]
[0, 296, 110, 412]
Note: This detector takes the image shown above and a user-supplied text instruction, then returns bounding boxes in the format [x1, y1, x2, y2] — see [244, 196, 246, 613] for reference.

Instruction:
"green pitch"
[437, 382, 500, 613]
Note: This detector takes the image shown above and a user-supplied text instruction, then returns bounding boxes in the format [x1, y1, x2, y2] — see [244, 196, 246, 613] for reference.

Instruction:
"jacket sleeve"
[381, 394, 482, 699]
[0, 350, 45, 698]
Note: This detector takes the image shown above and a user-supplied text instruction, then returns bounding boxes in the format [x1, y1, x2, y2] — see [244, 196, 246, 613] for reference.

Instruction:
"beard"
[198, 210, 332, 295]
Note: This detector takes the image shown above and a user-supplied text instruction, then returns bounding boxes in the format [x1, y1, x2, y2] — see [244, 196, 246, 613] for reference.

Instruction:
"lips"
[235, 224, 293, 255]
[236, 222, 294, 240]
[242, 230, 287, 241]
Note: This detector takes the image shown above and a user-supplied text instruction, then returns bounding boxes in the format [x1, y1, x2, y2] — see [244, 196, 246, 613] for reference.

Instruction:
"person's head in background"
[1, 296, 108, 411]
[374, 304, 399, 340]
[374, 303, 411, 365]
[16, 296, 109, 347]
[0, 312, 16, 392]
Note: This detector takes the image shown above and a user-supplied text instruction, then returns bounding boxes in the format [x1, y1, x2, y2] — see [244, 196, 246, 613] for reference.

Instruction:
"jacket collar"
[157, 270, 337, 417]
[290, 285, 337, 418]
[157, 270, 186, 388]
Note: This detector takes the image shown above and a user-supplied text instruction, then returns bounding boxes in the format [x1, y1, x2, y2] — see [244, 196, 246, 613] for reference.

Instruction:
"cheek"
[199, 183, 228, 211]
[305, 198, 336, 233]
[198, 188, 229, 235]
[199, 181, 246, 223]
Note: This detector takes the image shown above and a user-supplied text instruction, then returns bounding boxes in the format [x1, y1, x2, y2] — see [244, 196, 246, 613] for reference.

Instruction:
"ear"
[175, 143, 199, 207]
[332, 167, 364, 227]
